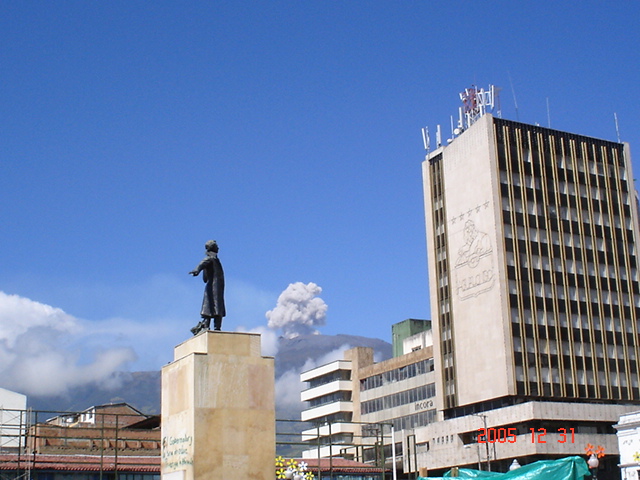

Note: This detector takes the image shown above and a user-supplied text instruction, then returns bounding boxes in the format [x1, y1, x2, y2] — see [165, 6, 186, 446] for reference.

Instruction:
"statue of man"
[189, 240, 226, 334]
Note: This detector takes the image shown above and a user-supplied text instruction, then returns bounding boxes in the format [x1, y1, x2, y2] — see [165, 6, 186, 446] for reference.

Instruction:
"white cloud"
[0, 292, 78, 347]
[275, 368, 305, 409]
[266, 282, 328, 339]
[1, 273, 278, 373]
[0, 291, 136, 397]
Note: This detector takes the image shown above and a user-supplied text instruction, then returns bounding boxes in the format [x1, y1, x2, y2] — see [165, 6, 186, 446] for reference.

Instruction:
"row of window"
[359, 359, 434, 391]
[508, 289, 640, 317]
[494, 123, 625, 170]
[505, 225, 636, 261]
[506, 251, 637, 284]
[312, 432, 354, 446]
[511, 311, 639, 337]
[307, 369, 351, 389]
[309, 412, 353, 425]
[361, 384, 435, 414]
[503, 169, 628, 196]
[515, 381, 640, 399]
[512, 330, 637, 360]
[429, 153, 457, 410]
[504, 194, 632, 230]
[505, 222, 635, 257]
[513, 352, 639, 379]
[362, 409, 437, 434]
[391, 409, 437, 432]
[502, 174, 629, 209]
[513, 332, 639, 370]
[508, 278, 640, 309]
[308, 391, 351, 408]
[505, 237, 638, 272]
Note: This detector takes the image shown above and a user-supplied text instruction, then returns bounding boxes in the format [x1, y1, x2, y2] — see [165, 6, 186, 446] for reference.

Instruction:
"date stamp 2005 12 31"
[478, 427, 575, 444]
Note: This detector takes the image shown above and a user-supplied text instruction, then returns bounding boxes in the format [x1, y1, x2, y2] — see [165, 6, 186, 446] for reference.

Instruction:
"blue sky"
[1, 2, 639, 394]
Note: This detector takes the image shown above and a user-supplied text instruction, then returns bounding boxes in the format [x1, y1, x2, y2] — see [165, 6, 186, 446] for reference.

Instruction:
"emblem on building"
[455, 219, 494, 299]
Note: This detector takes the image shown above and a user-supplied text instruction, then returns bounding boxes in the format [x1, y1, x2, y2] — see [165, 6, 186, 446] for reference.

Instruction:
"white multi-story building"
[301, 321, 435, 468]
[0, 387, 27, 451]
[300, 352, 358, 458]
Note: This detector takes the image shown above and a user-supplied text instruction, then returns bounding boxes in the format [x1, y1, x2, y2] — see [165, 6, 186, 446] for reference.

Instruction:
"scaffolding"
[0, 407, 159, 480]
[276, 418, 393, 480]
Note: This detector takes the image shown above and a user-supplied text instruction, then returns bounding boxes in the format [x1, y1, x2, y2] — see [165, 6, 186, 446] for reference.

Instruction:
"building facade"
[420, 105, 640, 475]
[0, 403, 160, 480]
[392, 319, 432, 358]
[300, 353, 358, 459]
[300, 324, 436, 470]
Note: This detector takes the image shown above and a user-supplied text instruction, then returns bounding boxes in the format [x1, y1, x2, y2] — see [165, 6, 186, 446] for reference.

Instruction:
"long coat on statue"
[193, 251, 226, 318]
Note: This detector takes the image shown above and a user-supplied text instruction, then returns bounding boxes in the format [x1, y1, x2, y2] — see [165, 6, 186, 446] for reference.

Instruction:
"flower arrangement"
[275, 457, 314, 480]
[585, 444, 605, 458]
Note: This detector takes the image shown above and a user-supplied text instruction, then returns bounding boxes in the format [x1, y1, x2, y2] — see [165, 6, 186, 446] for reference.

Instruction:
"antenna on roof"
[546, 97, 551, 128]
[449, 116, 455, 143]
[614, 113, 621, 143]
[421, 126, 430, 153]
[508, 72, 519, 121]
[457, 85, 499, 132]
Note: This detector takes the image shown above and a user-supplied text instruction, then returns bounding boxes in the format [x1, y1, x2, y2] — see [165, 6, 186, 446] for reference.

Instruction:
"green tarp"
[419, 456, 590, 480]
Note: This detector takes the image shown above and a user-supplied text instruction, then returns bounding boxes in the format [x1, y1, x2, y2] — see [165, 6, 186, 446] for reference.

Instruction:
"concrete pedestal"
[161, 331, 275, 480]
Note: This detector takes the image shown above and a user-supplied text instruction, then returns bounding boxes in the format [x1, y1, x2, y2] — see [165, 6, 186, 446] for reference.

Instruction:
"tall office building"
[420, 89, 640, 475]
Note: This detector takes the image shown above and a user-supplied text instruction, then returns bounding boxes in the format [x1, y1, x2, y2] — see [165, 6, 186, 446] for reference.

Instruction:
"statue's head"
[205, 240, 219, 253]
[463, 220, 477, 242]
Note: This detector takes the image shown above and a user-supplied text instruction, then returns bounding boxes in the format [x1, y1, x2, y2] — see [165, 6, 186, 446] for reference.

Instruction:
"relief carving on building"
[454, 218, 495, 300]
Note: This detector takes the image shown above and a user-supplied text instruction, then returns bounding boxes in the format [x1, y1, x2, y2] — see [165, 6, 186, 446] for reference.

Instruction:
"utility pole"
[472, 414, 491, 471]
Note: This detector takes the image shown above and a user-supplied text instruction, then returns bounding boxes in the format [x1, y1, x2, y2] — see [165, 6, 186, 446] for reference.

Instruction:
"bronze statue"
[189, 240, 226, 334]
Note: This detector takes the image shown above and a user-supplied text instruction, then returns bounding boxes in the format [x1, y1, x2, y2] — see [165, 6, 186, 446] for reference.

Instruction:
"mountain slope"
[26, 333, 392, 417]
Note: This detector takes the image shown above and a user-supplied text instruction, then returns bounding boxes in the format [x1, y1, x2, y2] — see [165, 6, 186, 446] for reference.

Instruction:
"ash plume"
[266, 282, 327, 339]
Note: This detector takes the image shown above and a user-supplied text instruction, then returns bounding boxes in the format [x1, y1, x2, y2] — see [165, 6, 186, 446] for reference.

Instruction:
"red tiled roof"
[285, 458, 386, 474]
[0, 454, 159, 473]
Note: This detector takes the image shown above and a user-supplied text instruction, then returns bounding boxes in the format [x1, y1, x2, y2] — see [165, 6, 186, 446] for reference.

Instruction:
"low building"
[392, 319, 432, 358]
[0, 403, 160, 480]
[29, 403, 160, 456]
[292, 457, 386, 480]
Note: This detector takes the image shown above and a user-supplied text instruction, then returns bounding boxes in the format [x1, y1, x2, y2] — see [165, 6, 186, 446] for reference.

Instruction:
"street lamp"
[471, 414, 491, 471]
[585, 443, 604, 480]
[509, 459, 521, 471]
[587, 454, 600, 480]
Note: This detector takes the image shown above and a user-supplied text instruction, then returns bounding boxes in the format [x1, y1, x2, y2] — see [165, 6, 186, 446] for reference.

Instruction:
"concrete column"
[161, 331, 275, 480]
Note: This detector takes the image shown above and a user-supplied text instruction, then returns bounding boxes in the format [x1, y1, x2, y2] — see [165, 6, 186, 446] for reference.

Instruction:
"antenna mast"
[508, 72, 519, 121]
[614, 113, 621, 143]
[421, 126, 430, 153]
[546, 97, 551, 128]
[457, 85, 500, 132]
